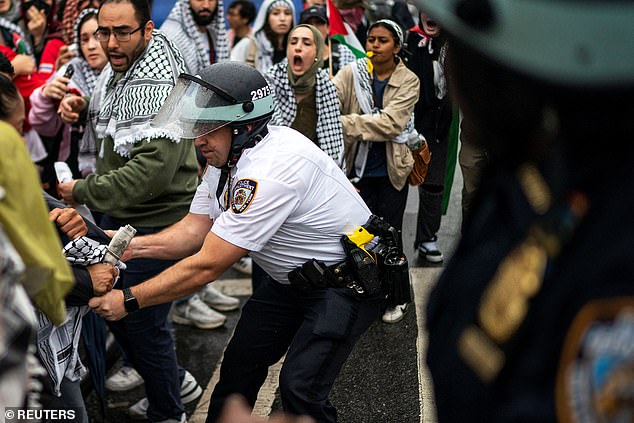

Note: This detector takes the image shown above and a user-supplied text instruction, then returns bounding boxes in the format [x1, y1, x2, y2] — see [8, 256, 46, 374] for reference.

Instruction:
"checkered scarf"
[37, 235, 124, 396]
[266, 60, 344, 167]
[162, 0, 229, 73]
[83, 30, 186, 158]
[60, 0, 80, 44]
[0, 16, 33, 54]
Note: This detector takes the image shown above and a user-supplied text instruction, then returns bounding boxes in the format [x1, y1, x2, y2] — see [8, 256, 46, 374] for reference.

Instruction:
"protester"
[403, 12, 451, 263]
[334, 0, 367, 46]
[161, 0, 230, 74]
[265, 24, 344, 166]
[38, 197, 120, 423]
[420, 0, 634, 421]
[230, 0, 294, 72]
[88, 62, 386, 423]
[333, 19, 418, 323]
[226, 0, 255, 50]
[29, 8, 106, 179]
[298, 5, 355, 77]
[56, 0, 202, 420]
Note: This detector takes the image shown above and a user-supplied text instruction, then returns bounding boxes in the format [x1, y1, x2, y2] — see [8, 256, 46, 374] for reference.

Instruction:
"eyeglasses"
[94, 24, 145, 42]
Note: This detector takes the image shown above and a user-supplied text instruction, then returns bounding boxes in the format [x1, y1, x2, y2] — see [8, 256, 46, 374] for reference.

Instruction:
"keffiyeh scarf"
[267, 60, 344, 167]
[350, 57, 418, 179]
[83, 30, 186, 158]
[162, 0, 229, 73]
[37, 235, 125, 396]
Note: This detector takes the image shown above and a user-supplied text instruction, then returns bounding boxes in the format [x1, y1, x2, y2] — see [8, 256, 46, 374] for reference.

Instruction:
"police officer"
[89, 62, 386, 423]
[418, 0, 634, 421]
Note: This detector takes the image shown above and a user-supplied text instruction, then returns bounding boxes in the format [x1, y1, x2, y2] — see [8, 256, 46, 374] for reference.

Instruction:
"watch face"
[124, 289, 139, 312]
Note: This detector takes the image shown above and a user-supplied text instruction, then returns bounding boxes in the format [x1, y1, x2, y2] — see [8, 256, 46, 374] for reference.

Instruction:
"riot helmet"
[152, 62, 274, 167]
[416, 0, 634, 87]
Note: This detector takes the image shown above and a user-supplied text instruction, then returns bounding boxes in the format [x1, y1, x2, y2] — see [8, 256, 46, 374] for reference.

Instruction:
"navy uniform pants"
[206, 278, 384, 422]
[101, 215, 185, 422]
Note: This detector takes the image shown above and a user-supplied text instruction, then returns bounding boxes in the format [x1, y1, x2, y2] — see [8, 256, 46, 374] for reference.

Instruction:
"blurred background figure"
[161, 0, 230, 74]
[231, 0, 295, 72]
[226, 0, 255, 51]
[403, 11, 451, 264]
[298, 5, 355, 77]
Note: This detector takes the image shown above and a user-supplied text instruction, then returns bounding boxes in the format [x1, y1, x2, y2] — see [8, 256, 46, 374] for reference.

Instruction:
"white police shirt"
[191, 125, 371, 284]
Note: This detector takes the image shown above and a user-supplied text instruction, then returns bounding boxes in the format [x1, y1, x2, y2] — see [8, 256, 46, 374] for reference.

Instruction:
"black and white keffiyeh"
[266, 60, 344, 167]
[83, 30, 186, 158]
[62, 236, 123, 267]
[350, 57, 419, 179]
[337, 43, 357, 70]
[161, 0, 229, 73]
[37, 235, 125, 396]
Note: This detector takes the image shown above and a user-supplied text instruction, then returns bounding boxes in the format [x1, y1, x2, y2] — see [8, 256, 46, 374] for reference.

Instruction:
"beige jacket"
[333, 59, 420, 190]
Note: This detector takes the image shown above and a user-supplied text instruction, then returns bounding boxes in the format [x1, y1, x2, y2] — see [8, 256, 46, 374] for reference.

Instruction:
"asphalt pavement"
[86, 167, 465, 423]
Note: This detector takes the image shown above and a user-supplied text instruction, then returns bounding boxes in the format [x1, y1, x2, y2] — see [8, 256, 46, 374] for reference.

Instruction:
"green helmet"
[416, 0, 634, 87]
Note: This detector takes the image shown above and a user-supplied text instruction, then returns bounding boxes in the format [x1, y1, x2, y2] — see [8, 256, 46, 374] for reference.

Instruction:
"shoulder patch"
[231, 179, 258, 214]
[556, 298, 634, 423]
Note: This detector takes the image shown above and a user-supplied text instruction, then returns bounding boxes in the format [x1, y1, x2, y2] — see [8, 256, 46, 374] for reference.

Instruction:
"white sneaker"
[418, 237, 444, 263]
[199, 284, 239, 312]
[382, 304, 408, 324]
[232, 257, 252, 275]
[128, 371, 202, 420]
[105, 366, 144, 391]
[171, 294, 226, 329]
[180, 370, 203, 404]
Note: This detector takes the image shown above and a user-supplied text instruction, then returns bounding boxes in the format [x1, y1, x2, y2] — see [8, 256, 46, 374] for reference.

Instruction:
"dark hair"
[0, 52, 15, 78]
[367, 20, 402, 47]
[99, 0, 151, 27]
[229, 0, 256, 24]
[0, 74, 21, 120]
[263, 4, 292, 51]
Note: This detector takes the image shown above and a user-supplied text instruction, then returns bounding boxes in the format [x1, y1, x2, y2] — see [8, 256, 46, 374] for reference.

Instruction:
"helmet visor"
[151, 74, 250, 139]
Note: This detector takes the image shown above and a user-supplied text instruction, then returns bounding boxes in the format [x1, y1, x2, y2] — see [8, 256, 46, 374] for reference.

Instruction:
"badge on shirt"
[556, 298, 634, 423]
[231, 179, 258, 214]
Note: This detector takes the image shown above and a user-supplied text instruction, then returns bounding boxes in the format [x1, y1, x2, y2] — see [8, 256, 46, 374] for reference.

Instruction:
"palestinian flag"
[326, 0, 366, 58]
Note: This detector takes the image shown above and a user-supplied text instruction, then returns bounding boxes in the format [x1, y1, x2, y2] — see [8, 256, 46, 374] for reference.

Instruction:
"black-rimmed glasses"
[94, 25, 145, 42]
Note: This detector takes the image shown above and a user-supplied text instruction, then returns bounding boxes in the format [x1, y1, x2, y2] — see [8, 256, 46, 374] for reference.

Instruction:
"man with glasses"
[57, 0, 201, 421]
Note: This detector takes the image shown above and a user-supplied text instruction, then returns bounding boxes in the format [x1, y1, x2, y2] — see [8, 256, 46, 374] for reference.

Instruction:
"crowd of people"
[7, 0, 627, 422]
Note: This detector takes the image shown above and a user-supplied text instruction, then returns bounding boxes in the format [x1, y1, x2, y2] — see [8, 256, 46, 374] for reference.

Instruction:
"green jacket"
[73, 136, 198, 228]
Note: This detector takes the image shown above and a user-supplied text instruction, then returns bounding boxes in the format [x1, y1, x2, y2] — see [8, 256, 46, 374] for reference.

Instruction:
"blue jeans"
[206, 277, 385, 422]
[101, 215, 185, 422]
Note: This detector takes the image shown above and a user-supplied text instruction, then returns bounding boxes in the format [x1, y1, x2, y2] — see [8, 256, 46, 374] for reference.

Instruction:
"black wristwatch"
[122, 288, 139, 313]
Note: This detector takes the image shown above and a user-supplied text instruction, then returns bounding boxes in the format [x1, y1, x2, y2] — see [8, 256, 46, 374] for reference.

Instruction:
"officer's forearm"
[130, 231, 247, 309]
[131, 251, 221, 308]
[130, 213, 212, 260]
